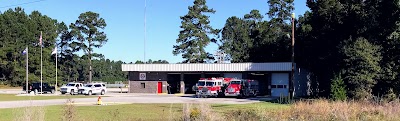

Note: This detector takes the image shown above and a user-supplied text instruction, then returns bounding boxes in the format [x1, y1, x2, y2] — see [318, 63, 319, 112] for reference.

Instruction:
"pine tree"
[330, 73, 347, 101]
[342, 37, 382, 100]
[173, 0, 219, 63]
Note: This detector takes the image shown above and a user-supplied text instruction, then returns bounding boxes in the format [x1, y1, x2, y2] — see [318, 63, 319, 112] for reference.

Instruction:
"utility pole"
[290, 13, 295, 99]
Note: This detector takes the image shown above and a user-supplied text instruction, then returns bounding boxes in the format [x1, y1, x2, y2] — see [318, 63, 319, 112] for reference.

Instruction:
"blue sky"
[0, 0, 308, 63]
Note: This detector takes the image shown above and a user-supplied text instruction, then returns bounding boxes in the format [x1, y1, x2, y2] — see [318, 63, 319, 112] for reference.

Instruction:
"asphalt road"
[0, 88, 129, 94]
[0, 89, 265, 109]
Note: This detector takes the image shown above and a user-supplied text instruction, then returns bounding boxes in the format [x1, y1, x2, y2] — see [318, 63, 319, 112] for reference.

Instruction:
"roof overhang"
[121, 62, 292, 72]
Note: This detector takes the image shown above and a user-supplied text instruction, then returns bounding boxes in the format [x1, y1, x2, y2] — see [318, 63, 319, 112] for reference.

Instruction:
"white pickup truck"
[60, 82, 83, 95]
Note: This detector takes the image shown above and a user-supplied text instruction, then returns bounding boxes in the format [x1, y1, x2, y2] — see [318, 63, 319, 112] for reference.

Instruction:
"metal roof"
[121, 62, 292, 72]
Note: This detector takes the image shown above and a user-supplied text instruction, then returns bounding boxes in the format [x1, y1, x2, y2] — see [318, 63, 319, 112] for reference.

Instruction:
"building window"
[141, 83, 145, 88]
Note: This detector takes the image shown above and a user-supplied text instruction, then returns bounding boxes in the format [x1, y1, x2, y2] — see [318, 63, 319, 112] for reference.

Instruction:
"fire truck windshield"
[197, 81, 214, 86]
[230, 81, 241, 84]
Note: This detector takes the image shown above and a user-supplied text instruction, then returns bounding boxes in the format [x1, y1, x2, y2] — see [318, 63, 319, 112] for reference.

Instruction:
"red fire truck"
[224, 79, 259, 98]
[194, 77, 232, 98]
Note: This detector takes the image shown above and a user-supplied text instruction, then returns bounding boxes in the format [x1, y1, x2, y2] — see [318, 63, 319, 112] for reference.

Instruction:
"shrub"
[224, 109, 262, 121]
[330, 73, 347, 101]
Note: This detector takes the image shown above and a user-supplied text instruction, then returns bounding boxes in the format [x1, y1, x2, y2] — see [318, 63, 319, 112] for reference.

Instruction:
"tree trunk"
[89, 55, 92, 83]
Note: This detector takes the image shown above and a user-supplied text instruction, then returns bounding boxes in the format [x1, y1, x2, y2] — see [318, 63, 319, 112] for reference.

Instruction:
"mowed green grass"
[0, 102, 289, 121]
[0, 94, 97, 101]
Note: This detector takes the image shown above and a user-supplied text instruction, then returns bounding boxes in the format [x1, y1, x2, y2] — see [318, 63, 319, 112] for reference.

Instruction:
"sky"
[0, 0, 309, 63]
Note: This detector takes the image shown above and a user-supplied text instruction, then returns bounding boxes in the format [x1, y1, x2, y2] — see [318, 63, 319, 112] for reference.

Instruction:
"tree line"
[0, 7, 170, 86]
[173, 0, 400, 100]
[0, 7, 130, 86]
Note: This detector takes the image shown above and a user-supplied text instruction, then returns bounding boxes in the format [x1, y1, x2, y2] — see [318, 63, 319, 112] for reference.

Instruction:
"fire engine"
[194, 77, 232, 98]
[224, 79, 259, 98]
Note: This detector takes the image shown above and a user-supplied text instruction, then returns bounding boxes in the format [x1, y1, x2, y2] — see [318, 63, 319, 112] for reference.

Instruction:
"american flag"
[22, 47, 27, 55]
[39, 31, 42, 46]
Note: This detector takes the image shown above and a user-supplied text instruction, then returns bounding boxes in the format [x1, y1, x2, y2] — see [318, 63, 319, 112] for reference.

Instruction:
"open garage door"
[271, 73, 289, 97]
[223, 73, 242, 79]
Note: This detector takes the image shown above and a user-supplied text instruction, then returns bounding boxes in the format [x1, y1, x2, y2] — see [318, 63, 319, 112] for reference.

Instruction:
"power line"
[0, 0, 47, 9]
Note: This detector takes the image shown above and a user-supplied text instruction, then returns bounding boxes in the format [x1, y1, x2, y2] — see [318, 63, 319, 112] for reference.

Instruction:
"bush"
[330, 73, 347, 101]
[225, 109, 262, 121]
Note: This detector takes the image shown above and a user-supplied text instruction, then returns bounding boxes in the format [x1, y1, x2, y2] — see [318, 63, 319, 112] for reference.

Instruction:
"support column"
[180, 73, 185, 94]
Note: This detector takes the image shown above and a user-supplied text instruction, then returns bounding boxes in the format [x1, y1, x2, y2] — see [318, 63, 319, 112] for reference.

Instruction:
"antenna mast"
[144, 0, 147, 63]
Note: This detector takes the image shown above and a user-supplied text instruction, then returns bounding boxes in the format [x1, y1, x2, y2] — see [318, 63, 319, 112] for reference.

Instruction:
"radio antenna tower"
[143, 0, 147, 63]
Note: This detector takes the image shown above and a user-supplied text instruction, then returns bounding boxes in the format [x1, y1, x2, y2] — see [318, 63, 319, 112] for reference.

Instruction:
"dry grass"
[7, 99, 400, 121]
[180, 102, 223, 121]
[286, 99, 400, 121]
[12, 101, 45, 121]
[61, 98, 77, 121]
[194, 99, 400, 121]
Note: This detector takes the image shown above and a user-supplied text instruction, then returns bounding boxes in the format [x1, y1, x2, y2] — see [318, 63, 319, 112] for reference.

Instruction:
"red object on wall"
[157, 82, 162, 93]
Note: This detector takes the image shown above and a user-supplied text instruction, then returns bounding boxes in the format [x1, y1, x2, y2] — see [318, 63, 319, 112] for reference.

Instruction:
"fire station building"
[121, 62, 309, 97]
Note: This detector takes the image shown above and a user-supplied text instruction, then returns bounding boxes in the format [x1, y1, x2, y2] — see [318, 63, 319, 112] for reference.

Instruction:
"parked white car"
[60, 82, 83, 95]
[78, 83, 107, 95]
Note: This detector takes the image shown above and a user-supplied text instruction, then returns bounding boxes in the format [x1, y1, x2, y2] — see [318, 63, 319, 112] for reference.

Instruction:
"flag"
[51, 47, 57, 55]
[22, 48, 27, 55]
[39, 32, 42, 46]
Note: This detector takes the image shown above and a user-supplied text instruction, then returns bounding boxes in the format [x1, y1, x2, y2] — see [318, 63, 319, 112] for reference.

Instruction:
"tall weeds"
[181, 102, 222, 121]
[180, 99, 400, 121]
[61, 98, 77, 121]
[12, 100, 45, 121]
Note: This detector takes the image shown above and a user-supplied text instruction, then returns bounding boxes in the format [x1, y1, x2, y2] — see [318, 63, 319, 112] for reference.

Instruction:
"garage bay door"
[271, 73, 289, 97]
[223, 73, 242, 79]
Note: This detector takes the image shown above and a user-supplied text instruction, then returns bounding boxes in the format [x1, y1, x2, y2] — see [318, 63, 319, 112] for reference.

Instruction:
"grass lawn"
[0, 94, 97, 101]
[0, 102, 289, 121]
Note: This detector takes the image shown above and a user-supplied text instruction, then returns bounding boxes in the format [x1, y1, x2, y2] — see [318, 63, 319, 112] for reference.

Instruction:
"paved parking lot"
[0, 89, 268, 109]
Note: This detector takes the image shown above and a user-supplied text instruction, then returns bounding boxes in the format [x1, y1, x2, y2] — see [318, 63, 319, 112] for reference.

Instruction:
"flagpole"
[40, 31, 42, 94]
[26, 46, 28, 94]
[55, 47, 57, 95]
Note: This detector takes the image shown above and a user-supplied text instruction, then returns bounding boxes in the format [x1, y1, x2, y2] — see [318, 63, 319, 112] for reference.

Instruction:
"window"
[102, 84, 106, 87]
[141, 83, 145, 88]
[66, 84, 75, 86]
[218, 82, 222, 85]
[94, 84, 101, 87]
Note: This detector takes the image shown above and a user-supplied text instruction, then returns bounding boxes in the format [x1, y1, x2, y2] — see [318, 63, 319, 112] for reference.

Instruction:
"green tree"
[295, 0, 400, 97]
[70, 11, 108, 83]
[173, 0, 219, 63]
[341, 37, 382, 100]
[134, 60, 144, 64]
[133, 59, 169, 64]
[330, 72, 347, 101]
[57, 22, 79, 83]
[0, 8, 59, 86]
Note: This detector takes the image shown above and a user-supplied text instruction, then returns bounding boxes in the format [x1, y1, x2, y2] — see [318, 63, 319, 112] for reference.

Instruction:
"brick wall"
[129, 72, 167, 81]
[129, 81, 167, 93]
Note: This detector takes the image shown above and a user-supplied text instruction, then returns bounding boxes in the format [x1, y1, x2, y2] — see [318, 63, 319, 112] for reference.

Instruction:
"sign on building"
[139, 73, 146, 80]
